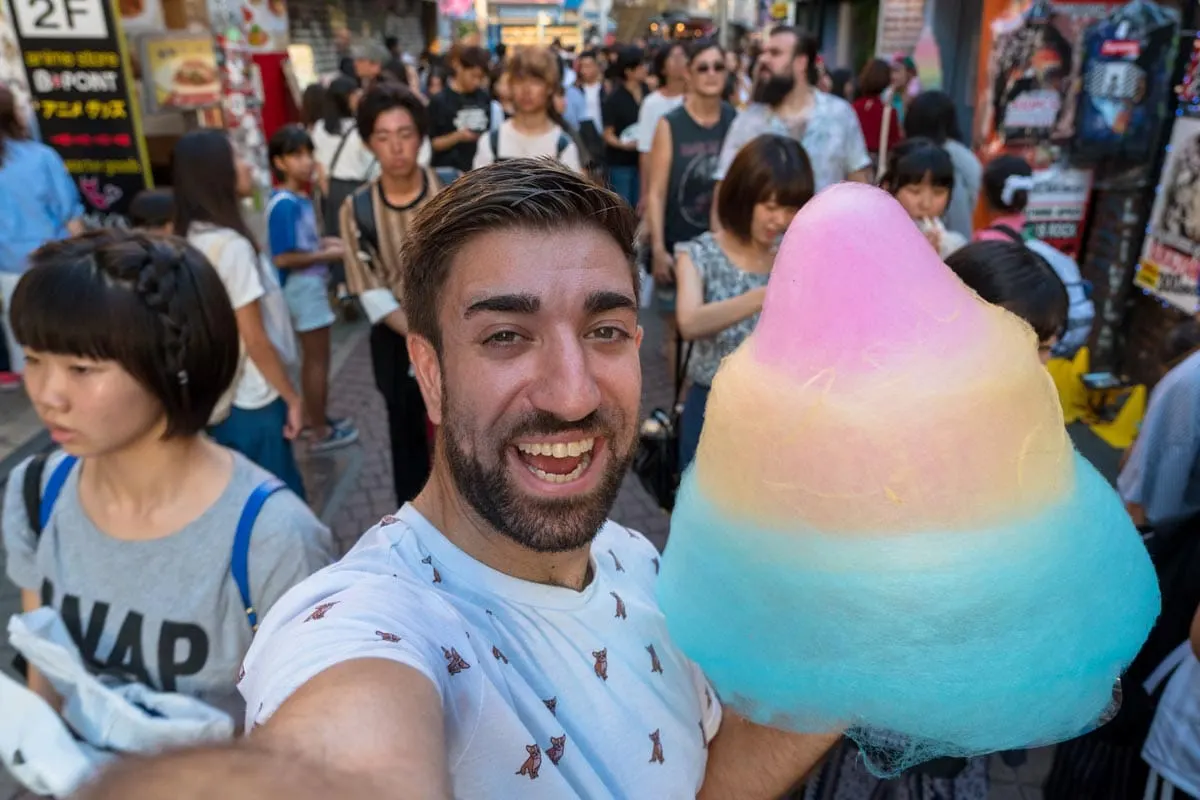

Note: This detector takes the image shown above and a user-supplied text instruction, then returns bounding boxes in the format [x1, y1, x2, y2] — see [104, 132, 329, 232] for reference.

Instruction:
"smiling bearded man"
[75, 160, 837, 800]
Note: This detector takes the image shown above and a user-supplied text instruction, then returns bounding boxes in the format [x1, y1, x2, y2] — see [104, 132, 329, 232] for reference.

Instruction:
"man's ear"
[408, 334, 444, 425]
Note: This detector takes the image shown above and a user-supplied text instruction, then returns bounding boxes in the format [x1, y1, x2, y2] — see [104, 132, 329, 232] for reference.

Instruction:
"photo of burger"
[145, 36, 222, 112]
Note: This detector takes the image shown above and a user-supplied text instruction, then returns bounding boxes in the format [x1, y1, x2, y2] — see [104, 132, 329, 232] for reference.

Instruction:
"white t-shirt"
[473, 120, 583, 173]
[581, 81, 603, 124]
[239, 504, 722, 798]
[187, 225, 278, 411]
[636, 90, 686, 154]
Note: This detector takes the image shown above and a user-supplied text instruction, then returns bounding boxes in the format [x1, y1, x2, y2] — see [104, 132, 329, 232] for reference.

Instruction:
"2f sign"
[12, 0, 108, 39]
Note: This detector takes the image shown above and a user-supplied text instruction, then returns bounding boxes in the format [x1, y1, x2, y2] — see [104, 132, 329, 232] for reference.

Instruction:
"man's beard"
[442, 402, 636, 554]
[754, 70, 795, 107]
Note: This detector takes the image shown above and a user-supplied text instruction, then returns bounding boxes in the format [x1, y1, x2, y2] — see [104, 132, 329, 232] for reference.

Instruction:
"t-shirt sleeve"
[473, 132, 494, 170]
[266, 196, 302, 257]
[246, 492, 336, 623]
[1118, 379, 1200, 522]
[560, 140, 583, 174]
[636, 97, 659, 153]
[211, 235, 266, 312]
[690, 658, 724, 745]
[2, 456, 41, 591]
[239, 574, 470, 731]
[713, 112, 751, 181]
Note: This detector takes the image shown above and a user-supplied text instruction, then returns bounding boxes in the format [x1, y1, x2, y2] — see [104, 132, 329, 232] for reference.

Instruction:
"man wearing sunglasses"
[714, 26, 871, 198]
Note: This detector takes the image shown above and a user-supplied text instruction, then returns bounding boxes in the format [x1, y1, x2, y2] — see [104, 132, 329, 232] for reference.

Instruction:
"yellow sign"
[142, 33, 220, 113]
[770, 1, 790, 20]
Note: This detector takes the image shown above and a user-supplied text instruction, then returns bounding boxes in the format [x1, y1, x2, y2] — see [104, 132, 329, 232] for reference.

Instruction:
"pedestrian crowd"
[0, 23, 1197, 800]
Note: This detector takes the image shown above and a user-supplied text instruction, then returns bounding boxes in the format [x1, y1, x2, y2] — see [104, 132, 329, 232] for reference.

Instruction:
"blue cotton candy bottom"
[657, 451, 1160, 777]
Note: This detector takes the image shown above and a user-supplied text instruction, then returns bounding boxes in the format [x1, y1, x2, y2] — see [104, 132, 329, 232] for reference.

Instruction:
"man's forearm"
[700, 710, 839, 800]
[73, 743, 385, 800]
[275, 251, 336, 269]
[431, 132, 460, 152]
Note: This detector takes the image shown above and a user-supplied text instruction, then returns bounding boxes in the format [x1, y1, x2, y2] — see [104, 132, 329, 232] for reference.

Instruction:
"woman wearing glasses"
[645, 39, 736, 381]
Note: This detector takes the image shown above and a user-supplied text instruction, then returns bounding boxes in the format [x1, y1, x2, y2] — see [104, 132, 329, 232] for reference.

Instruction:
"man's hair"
[11, 230, 240, 437]
[506, 46, 561, 91]
[356, 82, 430, 141]
[857, 58, 892, 98]
[453, 44, 491, 73]
[770, 25, 820, 87]
[268, 123, 314, 181]
[904, 90, 963, 145]
[401, 160, 639, 352]
[686, 37, 723, 64]
[716, 134, 814, 240]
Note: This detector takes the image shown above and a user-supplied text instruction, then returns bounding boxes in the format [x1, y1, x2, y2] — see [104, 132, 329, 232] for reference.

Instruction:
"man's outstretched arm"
[700, 709, 839, 799]
[73, 659, 450, 800]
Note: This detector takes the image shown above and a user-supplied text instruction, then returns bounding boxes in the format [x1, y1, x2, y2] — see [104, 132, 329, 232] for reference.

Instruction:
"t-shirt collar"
[396, 503, 604, 610]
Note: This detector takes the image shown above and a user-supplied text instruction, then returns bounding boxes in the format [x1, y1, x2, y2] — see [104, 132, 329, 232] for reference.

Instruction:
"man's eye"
[590, 326, 629, 341]
[485, 331, 523, 345]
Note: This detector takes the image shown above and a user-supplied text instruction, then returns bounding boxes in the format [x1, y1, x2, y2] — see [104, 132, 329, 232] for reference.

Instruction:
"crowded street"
[2, 0, 1200, 797]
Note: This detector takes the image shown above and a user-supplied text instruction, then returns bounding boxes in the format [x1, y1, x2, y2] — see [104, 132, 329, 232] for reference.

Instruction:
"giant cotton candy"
[657, 183, 1159, 775]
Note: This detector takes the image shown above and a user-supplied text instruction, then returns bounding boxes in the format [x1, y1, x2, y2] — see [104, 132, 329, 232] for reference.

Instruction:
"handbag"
[632, 335, 691, 511]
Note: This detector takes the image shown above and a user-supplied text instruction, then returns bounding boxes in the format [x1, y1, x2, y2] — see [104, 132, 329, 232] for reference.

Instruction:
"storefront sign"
[8, 0, 151, 226]
[142, 33, 220, 113]
[977, 1, 1120, 152]
[876, 0, 926, 57]
[1025, 164, 1093, 257]
[1135, 116, 1200, 313]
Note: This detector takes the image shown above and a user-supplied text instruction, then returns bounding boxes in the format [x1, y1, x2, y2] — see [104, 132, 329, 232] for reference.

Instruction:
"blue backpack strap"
[38, 455, 78, 534]
[232, 478, 286, 631]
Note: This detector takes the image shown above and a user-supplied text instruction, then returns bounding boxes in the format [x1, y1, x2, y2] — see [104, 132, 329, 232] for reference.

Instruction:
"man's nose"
[530, 335, 601, 423]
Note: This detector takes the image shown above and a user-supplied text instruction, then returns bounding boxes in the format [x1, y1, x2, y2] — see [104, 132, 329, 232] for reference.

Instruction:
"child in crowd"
[879, 137, 966, 259]
[267, 125, 358, 453]
[2, 230, 334, 722]
[945, 240, 1069, 364]
[173, 130, 307, 499]
[127, 189, 175, 235]
[974, 155, 1094, 358]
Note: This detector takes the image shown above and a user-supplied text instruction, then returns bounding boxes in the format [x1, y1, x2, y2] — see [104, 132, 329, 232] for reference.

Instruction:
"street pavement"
[0, 311, 1056, 798]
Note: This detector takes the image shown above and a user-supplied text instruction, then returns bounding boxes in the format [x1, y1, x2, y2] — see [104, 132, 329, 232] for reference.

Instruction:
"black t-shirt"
[428, 87, 492, 173]
[602, 84, 644, 169]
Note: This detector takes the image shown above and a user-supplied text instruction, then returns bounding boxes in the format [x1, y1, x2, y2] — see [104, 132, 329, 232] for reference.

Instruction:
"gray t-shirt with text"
[2, 450, 335, 720]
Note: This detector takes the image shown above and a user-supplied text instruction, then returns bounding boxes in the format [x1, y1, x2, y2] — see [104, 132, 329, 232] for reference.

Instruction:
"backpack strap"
[352, 183, 380, 266]
[231, 477, 286, 631]
[556, 132, 570, 158]
[989, 223, 1026, 244]
[329, 125, 354, 175]
[490, 128, 501, 162]
[27, 454, 78, 538]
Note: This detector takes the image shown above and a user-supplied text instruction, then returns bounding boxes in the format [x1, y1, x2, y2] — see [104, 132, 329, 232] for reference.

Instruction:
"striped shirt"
[1118, 350, 1200, 526]
[337, 170, 441, 325]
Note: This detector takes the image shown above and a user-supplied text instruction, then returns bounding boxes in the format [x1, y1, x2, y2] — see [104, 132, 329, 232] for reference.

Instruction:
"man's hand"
[457, 128, 481, 144]
[320, 238, 347, 261]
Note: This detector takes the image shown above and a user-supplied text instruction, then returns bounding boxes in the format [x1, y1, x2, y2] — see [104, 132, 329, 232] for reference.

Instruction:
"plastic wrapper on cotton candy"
[656, 183, 1160, 777]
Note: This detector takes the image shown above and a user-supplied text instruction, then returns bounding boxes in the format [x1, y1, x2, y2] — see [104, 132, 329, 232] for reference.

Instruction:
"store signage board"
[141, 32, 221, 113]
[1025, 165, 1093, 258]
[8, 0, 151, 226]
[1135, 115, 1200, 314]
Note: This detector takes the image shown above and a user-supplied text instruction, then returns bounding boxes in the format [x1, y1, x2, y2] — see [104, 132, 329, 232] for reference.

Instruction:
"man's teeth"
[515, 438, 595, 458]
[528, 452, 591, 484]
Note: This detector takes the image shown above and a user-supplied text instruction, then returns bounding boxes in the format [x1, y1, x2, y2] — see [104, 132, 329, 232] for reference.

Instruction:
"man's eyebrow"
[464, 293, 541, 318]
[585, 291, 638, 315]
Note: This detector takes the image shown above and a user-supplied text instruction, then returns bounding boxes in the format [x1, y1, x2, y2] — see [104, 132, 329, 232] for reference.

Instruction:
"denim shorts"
[282, 272, 336, 333]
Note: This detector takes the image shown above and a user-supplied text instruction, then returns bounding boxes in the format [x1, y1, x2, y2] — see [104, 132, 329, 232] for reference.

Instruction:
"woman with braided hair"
[2, 230, 334, 723]
[173, 130, 308, 500]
